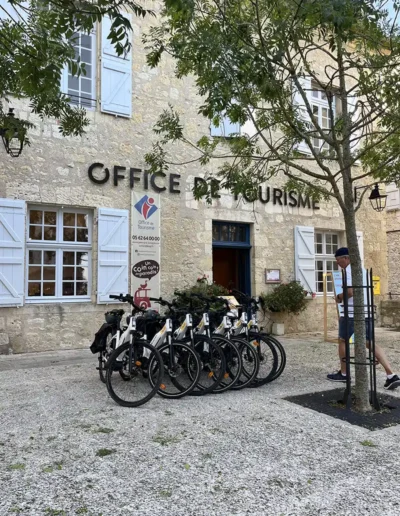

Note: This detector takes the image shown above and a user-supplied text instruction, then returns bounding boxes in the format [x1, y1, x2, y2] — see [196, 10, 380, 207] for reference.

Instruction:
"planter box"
[272, 322, 285, 336]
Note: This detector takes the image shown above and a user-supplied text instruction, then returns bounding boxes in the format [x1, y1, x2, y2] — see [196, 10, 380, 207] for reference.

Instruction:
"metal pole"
[342, 269, 351, 409]
[369, 268, 379, 410]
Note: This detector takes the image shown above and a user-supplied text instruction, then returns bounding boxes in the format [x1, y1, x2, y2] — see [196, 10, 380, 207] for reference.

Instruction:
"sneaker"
[327, 371, 347, 382]
[384, 375, 400, 390]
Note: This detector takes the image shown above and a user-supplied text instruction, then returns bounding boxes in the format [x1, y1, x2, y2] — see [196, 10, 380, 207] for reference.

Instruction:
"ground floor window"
[315, 231, 340, 294]
[26, 206, 92, 301]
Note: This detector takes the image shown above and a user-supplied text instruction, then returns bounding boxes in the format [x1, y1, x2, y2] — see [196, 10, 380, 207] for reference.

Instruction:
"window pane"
[68, 75, 79, 91]
[81, 78, 91, 94]
[43, 226, 56, 241]
[43, 267, 55, 280]
[76, 282, 88, 296]
[316, 233, 323, 243]
[28, 283, 41, 296]
[29, 250, 42, 264]
[63, 252, 75, 265]
[30, 210, 42, 224]
[77, 214, 88, 228]
[63, 267, 75, 280]
[29, 226, 42, 240]
[333, 261, 339, 271]
[316, 260, 323, 271]
[212, 225, 219, 241]
[44, 251, 56, 265]
[44, 212, 57, 225]
[64, 228, 75, 241]
[63, 282, 75, 296]
[229, 225, 237, 241]
[28, 266, 41, 281]
[77, 228, 88, 242]
[43, 283, 55, 296]
[81, 49, 91, 64]
[237, 226, 246, 242]
[220, 224, 228, 241]
[315, 242, 323, 254]
[77, 252, 88, 266]
[76, 267, 88, 281]
[326, 234, 332, 244]
[81, 34, 91, 49]
[63, 213, 75, 227]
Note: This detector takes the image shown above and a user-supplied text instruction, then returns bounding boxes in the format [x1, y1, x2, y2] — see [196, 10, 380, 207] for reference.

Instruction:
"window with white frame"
[67, 31, 96, 108]
[26, 207, 92, 301]
[310, 81, 335, 154]
[315, 231, 340, 294]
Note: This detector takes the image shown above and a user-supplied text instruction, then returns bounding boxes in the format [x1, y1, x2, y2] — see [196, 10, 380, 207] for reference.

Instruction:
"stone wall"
[0, 9, 389, 352]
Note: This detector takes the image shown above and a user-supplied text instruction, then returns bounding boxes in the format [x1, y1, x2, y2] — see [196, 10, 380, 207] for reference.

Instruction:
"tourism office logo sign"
[134, 195, 158, 220]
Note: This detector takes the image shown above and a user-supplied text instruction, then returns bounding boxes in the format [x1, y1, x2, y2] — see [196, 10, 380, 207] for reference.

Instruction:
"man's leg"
[366, 341, 393, 375]
[339, 338, 346, 374]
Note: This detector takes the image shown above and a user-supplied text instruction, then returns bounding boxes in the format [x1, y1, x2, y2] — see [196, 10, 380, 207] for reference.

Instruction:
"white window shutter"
[347, 94, 361, 154]
[101, 14, 132, 117]
[97, 208, 129, 303]
[294, 225, 316, 293]
[386, 183, 400, 210]
[356, 230, 364, 268]
[0, 199, 26, 306]
[293, 76, 312, 154]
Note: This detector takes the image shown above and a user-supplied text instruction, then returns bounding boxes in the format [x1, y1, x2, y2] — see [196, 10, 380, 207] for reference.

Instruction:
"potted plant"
[259, 281, 311, 335]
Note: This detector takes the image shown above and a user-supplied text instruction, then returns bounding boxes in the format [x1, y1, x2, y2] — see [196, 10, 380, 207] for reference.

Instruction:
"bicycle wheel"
[259, 333, 286, 382]
[211, 335, 242, 393]
[98, 328, 117, 384]
[181, 335, 226, 396]
[106, 340, 163, 407]
[229, 337, 260, 390]
[148, 341, 201, 399]
[247, 331, 279, 387]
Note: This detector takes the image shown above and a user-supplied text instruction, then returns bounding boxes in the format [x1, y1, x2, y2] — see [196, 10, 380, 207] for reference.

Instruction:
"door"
[212, 222, 251, 294]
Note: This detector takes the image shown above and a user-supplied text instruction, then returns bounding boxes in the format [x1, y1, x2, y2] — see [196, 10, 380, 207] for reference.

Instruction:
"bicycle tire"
[148, 341, 201, 399]
[181, 335, 226, 396]
[210, 335, 242, 393]
[105, 340, 163, 407]
[259, 333, 286, 382]
[98, 328, 117, 384]
[228, 337, 260, 390]
[247, 331, 279, 387]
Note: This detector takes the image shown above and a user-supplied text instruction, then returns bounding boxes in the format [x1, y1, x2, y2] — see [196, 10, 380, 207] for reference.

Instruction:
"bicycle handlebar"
[109, 293, 143, 312]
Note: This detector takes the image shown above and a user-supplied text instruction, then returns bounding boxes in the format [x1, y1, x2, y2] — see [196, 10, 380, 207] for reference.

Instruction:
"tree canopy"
[0, 0, 153, 144]
[144, 0, 400, 411]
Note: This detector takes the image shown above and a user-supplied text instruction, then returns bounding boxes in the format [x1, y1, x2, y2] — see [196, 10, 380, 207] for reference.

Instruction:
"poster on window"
[131, 192, 161, 310]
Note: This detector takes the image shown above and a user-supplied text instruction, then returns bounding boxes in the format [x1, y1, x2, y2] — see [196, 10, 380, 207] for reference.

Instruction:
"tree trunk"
[342, 177, 371, 412]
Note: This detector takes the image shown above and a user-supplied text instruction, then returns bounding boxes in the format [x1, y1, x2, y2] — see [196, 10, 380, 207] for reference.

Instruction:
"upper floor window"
[67, 31, 97, 108]
[26, 206, 92, 301]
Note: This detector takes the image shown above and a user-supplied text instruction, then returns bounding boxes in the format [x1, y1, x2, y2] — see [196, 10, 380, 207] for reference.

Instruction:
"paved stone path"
[1, 329, 400, 515]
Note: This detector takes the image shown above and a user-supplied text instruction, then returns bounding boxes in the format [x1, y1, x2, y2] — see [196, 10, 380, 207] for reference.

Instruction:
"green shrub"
[260, 281, 309, 314]
[173, 274, 228, 309]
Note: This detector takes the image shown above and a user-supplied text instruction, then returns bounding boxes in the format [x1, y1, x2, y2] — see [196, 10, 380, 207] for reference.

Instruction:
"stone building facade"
[381, 185, 400, 328]
[0, 10, 389, 353]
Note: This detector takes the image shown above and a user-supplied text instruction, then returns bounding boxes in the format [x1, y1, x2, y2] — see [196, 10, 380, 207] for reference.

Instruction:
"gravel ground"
[1, 329, 400, 516]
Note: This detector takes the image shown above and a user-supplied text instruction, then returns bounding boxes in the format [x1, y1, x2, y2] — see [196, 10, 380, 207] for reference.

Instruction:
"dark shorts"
[338, 317, 372, 342]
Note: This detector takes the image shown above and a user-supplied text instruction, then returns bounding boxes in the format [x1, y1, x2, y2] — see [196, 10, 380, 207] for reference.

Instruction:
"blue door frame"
[212, 222, 252, 295]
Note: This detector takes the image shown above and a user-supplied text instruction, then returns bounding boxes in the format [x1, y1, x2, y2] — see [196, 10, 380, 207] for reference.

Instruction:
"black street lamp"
[353, 183, 387, 212]
[0, 108, 24, 158]
[368, 183, 387, 212]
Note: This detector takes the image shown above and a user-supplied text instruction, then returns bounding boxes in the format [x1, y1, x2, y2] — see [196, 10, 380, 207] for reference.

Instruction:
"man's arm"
[335, 288, 354, 303]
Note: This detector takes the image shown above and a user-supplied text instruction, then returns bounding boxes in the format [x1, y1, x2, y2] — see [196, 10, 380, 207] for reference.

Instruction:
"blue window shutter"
[97, 208, 129, 303]
[0, 199, 26, 306]
[294, 225, 316, 293]
[101, 15, 132, 117]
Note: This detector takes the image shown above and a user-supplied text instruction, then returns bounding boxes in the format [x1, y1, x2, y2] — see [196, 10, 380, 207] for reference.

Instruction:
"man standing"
[327, 247, 400, 390]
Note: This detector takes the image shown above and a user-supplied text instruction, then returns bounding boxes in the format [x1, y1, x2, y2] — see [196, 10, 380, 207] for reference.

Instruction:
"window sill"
[25, 297, 91, 304]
